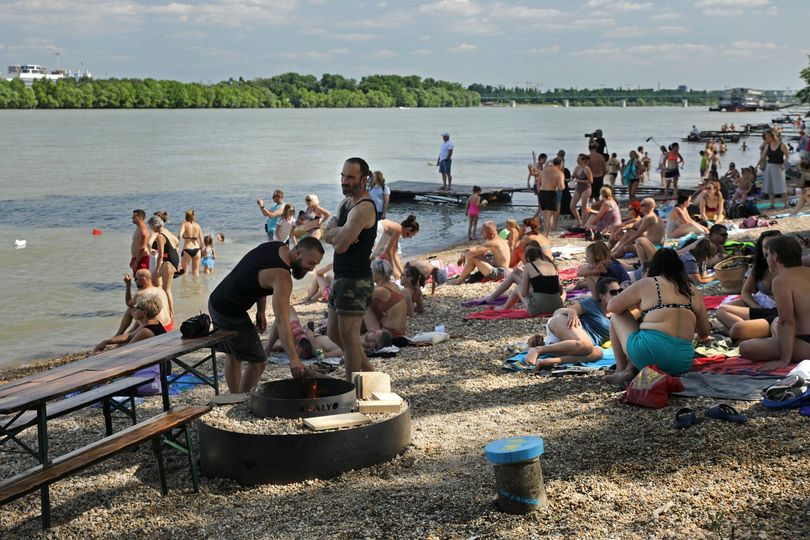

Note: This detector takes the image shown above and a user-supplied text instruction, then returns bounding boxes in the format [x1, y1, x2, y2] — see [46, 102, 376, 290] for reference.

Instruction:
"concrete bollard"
[484, 436, 547, 514]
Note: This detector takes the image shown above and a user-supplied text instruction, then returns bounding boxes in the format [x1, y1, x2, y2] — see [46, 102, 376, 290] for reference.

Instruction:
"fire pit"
[199, 377, 411, 486]
[249, 378, 357, 419]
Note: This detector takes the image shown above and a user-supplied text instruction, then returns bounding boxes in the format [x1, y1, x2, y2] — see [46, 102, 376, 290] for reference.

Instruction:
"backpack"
[180, 312, 217, 339]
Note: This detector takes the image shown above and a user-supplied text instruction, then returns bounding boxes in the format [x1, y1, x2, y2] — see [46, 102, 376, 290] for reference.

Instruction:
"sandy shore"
[1, 214, 809, 539]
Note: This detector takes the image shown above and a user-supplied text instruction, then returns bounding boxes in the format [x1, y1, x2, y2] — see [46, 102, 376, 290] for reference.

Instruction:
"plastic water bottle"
[435, 324, 445, 333]
[315, 348, 324, 364]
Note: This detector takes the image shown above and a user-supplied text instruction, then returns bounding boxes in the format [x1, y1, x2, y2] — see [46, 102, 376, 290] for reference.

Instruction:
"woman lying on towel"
[604, 248, 710, 385]
[522, 277, 616, 369]
[497, 246, 565, 315]
[716, 230, 781, 340]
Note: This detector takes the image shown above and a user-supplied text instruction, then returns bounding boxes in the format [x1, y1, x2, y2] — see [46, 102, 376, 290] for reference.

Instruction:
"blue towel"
[507, 347, 616, 370]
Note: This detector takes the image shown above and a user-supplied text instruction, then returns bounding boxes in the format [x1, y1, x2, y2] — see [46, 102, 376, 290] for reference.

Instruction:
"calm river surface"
[0, 106, 776, 367]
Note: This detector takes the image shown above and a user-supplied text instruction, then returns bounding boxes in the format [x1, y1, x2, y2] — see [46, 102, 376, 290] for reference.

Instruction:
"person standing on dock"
[437, 132, 454, 190]
[324, 157, 378, 380]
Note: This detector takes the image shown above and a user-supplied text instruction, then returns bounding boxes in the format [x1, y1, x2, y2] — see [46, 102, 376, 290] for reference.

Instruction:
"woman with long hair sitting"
[716, 230, 782, 340]
[604, 248, 710, 385]
[498, 246, 565, 314]
[575, 240, 630, 295]
[666, 194, 709, 239]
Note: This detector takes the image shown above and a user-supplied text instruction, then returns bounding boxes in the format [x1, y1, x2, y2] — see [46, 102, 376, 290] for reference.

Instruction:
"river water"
[0, 106, 776, 367]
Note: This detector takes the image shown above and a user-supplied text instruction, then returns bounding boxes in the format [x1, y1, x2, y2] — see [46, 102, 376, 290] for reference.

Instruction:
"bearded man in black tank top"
[208, 237, 324, 392]
[323, 157, 379, 380]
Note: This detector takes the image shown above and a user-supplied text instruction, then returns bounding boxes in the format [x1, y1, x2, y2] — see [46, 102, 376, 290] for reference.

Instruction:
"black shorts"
[749, 307, 778, 324]
[538, 190, 558, 211]
[208, 302, 267, 364]
[665, 169, 680, 179]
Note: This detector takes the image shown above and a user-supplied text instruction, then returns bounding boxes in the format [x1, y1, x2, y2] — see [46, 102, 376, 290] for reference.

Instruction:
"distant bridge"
[479, 94, 707, 102]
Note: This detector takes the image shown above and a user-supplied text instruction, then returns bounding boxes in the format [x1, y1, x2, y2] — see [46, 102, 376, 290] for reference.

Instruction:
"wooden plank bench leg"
[211, 347, 220, 396]
[184, 427, 199, 493]
[151, 438, 168, 496]
[35, 404, 50, 529]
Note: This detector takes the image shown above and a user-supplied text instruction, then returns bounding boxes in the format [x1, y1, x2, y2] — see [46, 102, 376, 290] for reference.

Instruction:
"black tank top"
[767, 143, 785, 164]
[152, 233, 180, 268]
[209, 241, 290, 317]
[527, 262, 560, 295]
[333, 199, 377, 279]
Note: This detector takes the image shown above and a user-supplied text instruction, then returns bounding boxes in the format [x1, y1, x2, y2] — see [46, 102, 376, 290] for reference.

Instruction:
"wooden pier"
[388, 180, 670, 206]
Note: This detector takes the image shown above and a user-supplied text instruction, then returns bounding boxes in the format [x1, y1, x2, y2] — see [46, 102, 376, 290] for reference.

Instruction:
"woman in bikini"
[509, 218, 551, 267]
[178, 209, 204, 276]
[371, 215, 420, 279]
[498, 246, 565, 315]
[569, 153, 593, 226]
[294, 194, 331, 240]
[147, 215, 179, 318]
[605, 248, 710, 384]
[716, 230, 781, 340]
[666, 194, 709, 239]
[699, 180, 725, 223]
[584, 186, 621, 235]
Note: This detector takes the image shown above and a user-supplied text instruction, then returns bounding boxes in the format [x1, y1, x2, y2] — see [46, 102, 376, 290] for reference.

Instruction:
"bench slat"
[3, 376, 152, 432]
[0, 404, 211, 505]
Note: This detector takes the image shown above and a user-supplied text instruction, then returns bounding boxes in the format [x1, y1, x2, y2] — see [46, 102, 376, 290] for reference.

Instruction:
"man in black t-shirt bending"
[323, 157, 378, 380]
[208, 238, 324, 393]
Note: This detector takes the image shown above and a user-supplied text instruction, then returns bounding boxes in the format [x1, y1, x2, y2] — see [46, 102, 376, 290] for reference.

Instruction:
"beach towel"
[461, 295, 508, 307]
[692, 356, 794, 377]
[502, 348, 616, 372]
[552, 246, 586, 259]
[444, 264, 464, 279]
[675, 372, 781, 401]
[465, 306, 550, 320]
[703, 295, 737, 310]
[558, 267, 579, 281]
[566, 288, 591, 300]
[559, 232, 585, 239]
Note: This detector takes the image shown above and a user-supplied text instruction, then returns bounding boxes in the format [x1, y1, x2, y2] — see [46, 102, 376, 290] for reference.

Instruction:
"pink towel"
[559, 232, 585, 239]
[702, 295, 738, 310]
[464, 306, 550, 320]
[692, 356, 794, 376]
[558, 268, 578, 281]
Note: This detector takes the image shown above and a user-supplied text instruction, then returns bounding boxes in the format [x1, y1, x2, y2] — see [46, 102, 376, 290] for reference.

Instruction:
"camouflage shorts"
[328, 277, 374, 315]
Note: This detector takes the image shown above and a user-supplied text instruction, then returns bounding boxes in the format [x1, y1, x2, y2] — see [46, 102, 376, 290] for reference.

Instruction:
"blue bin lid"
[484, 436, 544, 465]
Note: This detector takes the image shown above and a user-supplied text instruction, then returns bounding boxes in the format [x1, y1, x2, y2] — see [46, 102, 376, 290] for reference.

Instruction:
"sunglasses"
[608, 288, 623, 296]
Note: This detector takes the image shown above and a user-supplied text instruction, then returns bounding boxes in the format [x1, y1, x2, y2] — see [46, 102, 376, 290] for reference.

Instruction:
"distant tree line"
[469, 84, 722, 106]
[0, 73, 480, 109]
[798, 56, 810, 104]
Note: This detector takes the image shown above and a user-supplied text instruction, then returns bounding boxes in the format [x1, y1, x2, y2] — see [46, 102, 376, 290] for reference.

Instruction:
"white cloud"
[419, 0, 481, 16]
[696, 0, 768, 6]
[172, 30, 207, 39]
[413, 48, 432, 56]
[650, 11, 681, 20]
[703, 8, 742, 15]
[368, 49, 398, 59]
[587, 0, 653, 11]
[447, 17, 503, 36]
[605, 27, 648, 38]
[417, 34, 431, 41]
[731, 40, 780, 49]
[490, 3, 562, 19]
[528, 44, 561, 54]
[656, 26, 689, 34]
[449, 42, 477, 53]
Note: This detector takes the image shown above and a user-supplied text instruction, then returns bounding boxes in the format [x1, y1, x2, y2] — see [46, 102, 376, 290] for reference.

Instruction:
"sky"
[1, 0, 807, 90]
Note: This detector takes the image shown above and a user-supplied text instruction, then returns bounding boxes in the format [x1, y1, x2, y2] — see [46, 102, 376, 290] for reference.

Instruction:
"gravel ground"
[1, 215, 809, 539]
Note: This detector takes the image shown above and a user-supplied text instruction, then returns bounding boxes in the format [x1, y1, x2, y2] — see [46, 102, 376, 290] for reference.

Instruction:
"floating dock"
[388, 180, 670, 206]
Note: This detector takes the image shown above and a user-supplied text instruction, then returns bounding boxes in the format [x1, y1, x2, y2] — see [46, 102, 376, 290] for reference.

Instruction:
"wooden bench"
[0, 404, 211, 528]
[0, 376, 151, 456]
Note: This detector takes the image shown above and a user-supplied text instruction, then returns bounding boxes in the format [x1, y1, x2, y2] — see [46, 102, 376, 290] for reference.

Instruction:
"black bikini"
[638, 277, 693, 323]
[183, 248, 200, 257]
[528, 262, 560, 295]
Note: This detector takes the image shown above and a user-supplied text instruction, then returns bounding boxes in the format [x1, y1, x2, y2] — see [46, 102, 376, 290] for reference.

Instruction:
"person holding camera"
[588, 129, 608, 160]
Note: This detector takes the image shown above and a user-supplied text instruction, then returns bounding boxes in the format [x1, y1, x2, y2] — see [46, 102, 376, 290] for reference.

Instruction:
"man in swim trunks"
[323, 157, 379, 380]
[130, 209, 150, 273]
[740, 236, 810, 369]
[209, 237, 324, 392]
[537, 157, 566, 236]
[588, 145, 607, 202]
[610, 198, 665, 258]
[448, 221, 511, 284]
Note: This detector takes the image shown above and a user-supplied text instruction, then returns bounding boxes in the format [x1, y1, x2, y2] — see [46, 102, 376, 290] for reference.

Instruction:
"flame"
[306, 379, 318, 400]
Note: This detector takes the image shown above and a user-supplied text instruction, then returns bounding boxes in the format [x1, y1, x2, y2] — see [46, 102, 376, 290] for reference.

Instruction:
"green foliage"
[470, 83, 721, 106]
[798, 56, 810, 103]
[0, 72, 479, 109]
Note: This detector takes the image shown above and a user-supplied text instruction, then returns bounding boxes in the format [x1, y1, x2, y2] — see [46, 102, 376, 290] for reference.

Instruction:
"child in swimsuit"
[466, 186, 482, 240]
[201, 235, 216, 274]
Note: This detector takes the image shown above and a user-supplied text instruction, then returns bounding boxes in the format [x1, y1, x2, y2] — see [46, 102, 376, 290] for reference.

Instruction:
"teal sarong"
[626, 329, 694, 375]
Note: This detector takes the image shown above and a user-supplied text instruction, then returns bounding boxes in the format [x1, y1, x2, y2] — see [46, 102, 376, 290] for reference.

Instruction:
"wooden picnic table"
[0, 329, 236, 527]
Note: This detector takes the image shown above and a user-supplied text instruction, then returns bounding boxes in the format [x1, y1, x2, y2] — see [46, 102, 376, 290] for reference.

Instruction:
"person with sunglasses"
[522, 277, 618, 369]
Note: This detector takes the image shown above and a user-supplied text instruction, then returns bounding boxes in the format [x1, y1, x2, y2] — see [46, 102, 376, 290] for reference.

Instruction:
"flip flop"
[704, 404, 748, 424]
[674, 407, 697, 429]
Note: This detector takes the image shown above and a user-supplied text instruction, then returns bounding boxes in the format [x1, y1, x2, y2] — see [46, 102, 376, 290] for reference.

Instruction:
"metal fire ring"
[249, 378, 357, 419]
[199, 401, 411, 486]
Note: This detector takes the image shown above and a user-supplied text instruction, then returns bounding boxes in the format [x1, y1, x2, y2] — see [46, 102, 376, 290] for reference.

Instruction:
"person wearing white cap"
[437, 132, 454, 190]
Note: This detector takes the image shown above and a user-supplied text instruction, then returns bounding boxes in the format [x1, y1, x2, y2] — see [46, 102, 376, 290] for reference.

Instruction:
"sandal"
[704, 403, 748, 424]
[763, 374, 806, 401]
[674, 407, 697, 429]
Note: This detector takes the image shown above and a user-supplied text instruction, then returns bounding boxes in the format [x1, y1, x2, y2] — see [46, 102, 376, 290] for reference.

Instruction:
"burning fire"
[306, 379, 319, 399]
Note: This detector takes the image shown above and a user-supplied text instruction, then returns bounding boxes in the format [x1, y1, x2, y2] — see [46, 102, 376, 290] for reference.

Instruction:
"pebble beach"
[1, 214, 809, 539]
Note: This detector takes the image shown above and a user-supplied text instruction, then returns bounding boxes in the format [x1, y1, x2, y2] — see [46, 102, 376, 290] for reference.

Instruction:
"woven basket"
[714, 256, 751, 294]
